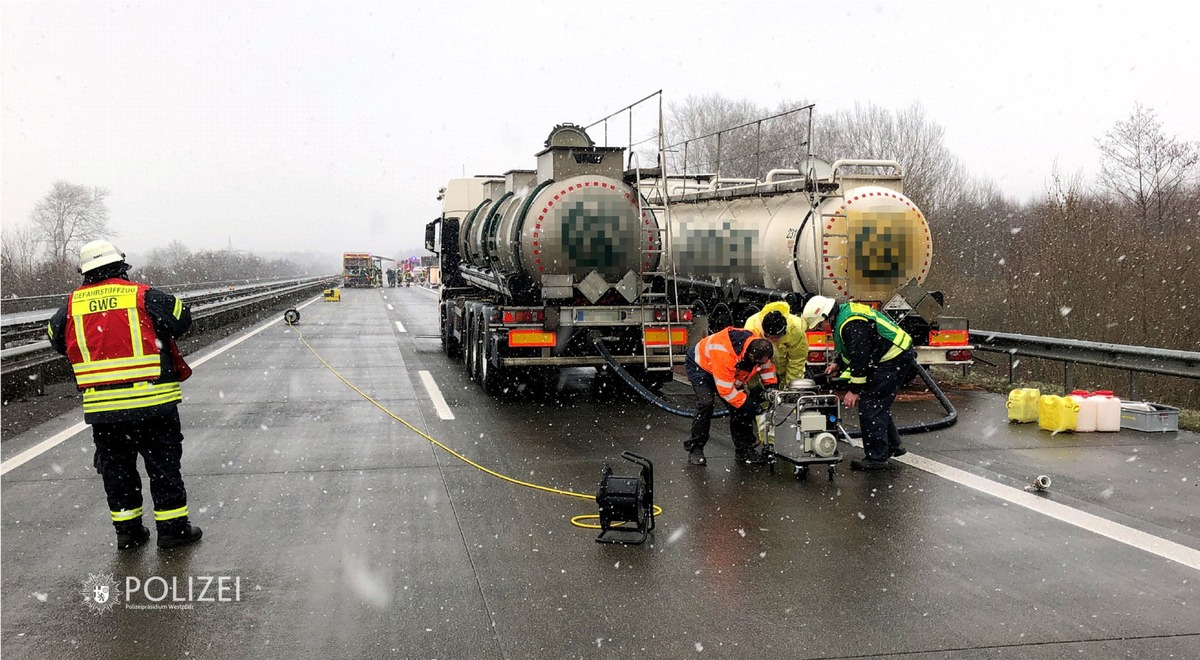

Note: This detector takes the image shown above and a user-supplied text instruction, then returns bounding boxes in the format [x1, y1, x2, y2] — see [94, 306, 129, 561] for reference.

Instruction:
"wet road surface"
[2, 287, 1197, 659]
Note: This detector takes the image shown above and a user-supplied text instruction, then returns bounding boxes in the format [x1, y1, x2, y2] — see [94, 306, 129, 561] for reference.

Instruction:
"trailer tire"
[442, 304, 460, 359]
[463, 310, 476, 375]
[479, 330, 505, 395]
[471, 316, 484, 384]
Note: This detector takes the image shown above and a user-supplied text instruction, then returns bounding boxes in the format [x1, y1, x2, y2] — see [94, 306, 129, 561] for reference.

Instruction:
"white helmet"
[800, 295, 836, 328]
[79, 239, 126, 274]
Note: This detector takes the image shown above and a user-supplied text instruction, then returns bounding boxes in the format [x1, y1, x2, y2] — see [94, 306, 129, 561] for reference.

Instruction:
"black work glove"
[747, 388, 769, 412]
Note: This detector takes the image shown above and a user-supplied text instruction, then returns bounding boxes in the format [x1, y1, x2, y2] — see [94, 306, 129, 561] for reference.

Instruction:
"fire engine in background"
[343, 253, 383, 288]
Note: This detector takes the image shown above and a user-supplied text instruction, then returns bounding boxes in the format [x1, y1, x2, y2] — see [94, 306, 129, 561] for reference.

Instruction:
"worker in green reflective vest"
[801, 296, 917, 471]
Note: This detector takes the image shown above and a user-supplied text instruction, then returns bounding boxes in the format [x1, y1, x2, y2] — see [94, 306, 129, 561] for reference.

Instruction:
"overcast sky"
[3, 1, 1197, 263]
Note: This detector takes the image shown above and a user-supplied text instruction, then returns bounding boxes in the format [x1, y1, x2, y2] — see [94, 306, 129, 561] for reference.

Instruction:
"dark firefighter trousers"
[858, 349, 918, 462]
[92, 408, 190, 532]
[685, 354, 758, 453]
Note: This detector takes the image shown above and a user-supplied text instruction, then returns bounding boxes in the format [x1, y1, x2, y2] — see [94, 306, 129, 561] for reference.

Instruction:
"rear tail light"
[653, 308, 694, 322]
[947, 349, 973, 361]
[807, 351, 828, 363]
[501, 309, 544, 324]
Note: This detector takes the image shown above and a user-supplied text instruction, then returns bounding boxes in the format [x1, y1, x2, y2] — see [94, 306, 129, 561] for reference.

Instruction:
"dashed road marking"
[419, 371, 454, 420]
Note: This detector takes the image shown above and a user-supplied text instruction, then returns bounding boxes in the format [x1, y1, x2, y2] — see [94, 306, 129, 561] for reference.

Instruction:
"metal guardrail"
[970, 329, 1200, 400]
[1, 276, 338, 399]
[1, 277, 336, 349]
[0, 276, 315, 316]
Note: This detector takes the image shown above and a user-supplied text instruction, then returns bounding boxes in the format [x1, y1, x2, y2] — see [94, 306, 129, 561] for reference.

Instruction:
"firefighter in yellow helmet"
[802, 295, 916, 471]
[46, 240, 203, 550]
[743, 302, 809, 384]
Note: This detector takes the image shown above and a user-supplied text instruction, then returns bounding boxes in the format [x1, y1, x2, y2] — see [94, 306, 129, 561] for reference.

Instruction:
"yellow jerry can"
[1038, 395, 1079, 433]
[1006, 388, 1041, 423]
[323, 288, 341, 302]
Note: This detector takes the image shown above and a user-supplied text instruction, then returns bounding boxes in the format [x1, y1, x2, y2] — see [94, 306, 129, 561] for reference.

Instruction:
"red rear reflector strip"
[806, 331, 831, 348]
[929, 329, 969, 346]
[507, 329, 556, 347]
[644, 327, 687, 347]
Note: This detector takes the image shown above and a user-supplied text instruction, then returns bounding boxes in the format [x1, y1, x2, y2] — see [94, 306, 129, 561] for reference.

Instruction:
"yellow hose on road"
[294, 326, 661, 530]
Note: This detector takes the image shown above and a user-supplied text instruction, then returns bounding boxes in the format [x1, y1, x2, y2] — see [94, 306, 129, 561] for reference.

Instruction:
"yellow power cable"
[293, 326, 661, 530]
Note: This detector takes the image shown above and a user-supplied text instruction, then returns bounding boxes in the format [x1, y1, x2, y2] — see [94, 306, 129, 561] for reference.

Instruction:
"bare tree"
[1096, 104, 1199, 231]
[1, 223, 42, 288]
[664, 94, 774, 178]
[29, 181, 112, 265]
[813, 102, 971, 217]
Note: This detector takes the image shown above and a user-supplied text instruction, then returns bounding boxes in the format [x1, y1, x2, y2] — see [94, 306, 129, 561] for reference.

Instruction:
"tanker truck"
[427, 117, 971, 394]
[425, 123, 696, 393]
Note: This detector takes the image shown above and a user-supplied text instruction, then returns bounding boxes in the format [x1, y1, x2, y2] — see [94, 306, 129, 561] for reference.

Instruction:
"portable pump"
[760, 378, 847, 480]
[595, 452, 655, 545]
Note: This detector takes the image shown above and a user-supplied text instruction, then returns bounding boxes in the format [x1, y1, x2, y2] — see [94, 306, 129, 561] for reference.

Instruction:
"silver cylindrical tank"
[669, 184, 931, 302]
[467, 174, 658, 285]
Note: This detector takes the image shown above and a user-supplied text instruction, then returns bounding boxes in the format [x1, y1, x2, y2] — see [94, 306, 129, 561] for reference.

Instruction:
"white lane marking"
[418, 370, 454, 420]
[891, 449, 1200, 572]
[1, 423, 87, 475]
[387, 304, 394, 310]
[395, 321, 407, 333]
[1, 297, 322, 475]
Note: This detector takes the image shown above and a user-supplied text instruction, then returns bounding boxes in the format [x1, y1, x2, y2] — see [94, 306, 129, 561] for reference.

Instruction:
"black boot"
[115, 522, 151, 550]
[157, 520, 203, 549]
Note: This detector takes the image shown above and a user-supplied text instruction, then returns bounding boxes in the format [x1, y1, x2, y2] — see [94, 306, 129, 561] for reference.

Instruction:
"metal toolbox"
[1119, 402, 1180, 433]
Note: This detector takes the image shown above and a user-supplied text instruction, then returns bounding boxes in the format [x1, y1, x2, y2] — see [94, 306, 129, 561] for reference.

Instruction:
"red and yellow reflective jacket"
[47, 278, 191, 423]
[693, 327, 778, 408]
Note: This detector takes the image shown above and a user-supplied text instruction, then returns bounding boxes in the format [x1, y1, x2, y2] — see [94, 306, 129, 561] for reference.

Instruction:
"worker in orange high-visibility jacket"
[684, 326, 778, 466]
[47, 240, 203, 551]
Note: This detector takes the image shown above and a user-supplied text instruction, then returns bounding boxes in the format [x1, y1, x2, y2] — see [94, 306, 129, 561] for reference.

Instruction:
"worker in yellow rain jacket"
[802, 295, 916, 471]
[743, 301, 809, 385]
[684, 326, 778, 466]
[46, 240, 203, 550]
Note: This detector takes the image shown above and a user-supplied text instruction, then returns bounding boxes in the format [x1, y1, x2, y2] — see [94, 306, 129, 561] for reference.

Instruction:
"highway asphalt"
[2, 287, 1197, 659]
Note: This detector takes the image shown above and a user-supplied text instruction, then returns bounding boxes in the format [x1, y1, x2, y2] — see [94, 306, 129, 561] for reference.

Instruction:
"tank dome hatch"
[544, 123, 594, 148]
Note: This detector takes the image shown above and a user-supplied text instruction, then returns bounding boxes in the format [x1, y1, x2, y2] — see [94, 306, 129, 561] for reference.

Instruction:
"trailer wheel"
[441, 304, 460, 359]
[463, 311, 476, 375]
[467, 314, 481, 382]
[472, 318, 485, 385]
[479, 329, 506, 395]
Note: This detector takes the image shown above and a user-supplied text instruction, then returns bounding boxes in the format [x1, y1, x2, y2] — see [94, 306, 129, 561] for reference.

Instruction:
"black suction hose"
[841, 362, 958, 437]
[594, 336, 958, 433]
[593, 336, 729, 418]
